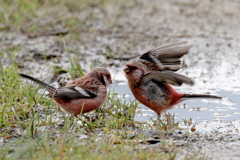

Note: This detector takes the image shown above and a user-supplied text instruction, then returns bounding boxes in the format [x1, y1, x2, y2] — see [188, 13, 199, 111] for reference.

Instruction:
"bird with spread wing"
[123, 41, 221, 119]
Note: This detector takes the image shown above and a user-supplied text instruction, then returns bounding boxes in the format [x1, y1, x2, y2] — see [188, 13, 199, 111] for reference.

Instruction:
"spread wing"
[140, 71, 194, 86]
[54, 84, 97, 99]
[138, 41, 190, 71]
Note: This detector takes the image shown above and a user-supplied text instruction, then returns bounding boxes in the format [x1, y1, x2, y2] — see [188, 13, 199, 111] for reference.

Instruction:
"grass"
[1, 134, 179, 160]
[0, 42, 201, 160]
[0, 59, 187, 160]
[0, 0, 133, 38]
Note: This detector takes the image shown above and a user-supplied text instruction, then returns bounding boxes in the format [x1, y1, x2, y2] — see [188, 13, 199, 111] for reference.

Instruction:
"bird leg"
[155, 113, 166, 127]
[164, 113, 170, 125]
[157, 113, 161, 121]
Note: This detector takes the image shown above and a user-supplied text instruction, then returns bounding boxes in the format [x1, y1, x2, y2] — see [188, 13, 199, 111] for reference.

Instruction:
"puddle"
[110, 82, 240, 123]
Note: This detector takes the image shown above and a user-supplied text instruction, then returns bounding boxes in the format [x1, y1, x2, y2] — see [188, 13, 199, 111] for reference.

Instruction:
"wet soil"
[1, 0, 240, 159]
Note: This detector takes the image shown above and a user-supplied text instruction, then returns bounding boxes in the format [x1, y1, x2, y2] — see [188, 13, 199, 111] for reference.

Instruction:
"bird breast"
[141, 80, 169, 104]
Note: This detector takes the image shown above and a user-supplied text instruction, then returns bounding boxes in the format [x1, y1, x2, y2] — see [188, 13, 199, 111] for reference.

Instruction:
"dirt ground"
[1, 0, 240, 159]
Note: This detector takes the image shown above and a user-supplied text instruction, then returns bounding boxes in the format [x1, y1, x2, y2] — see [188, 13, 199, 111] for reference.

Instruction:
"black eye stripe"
[100, 76, 106, 85]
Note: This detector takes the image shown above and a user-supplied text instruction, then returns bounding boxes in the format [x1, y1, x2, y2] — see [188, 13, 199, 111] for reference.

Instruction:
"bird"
[19, 67, 112, 117]
[123, 41, 222, 120]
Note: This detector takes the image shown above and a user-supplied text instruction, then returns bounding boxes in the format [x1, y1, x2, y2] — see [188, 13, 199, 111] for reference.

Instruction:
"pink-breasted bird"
[20, 67, 112, 117]
[123, 41, 222, 119]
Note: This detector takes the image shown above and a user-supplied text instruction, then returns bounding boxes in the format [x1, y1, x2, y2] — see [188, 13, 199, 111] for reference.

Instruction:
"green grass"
[1, 134, 179, 160]
[0, 0, 133, 33]
[0, 60, 182, 159]
[0, 51, 190, 159]
[0, 0, 137, 55]
[0, 48, 200, 160]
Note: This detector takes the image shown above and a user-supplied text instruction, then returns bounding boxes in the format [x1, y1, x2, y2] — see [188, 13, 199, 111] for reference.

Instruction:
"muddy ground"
[1, 0, 240, 159]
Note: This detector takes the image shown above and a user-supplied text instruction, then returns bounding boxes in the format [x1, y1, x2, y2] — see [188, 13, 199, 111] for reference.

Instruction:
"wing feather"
[54, 84, 97, 99]
[139, 41, 190, 71]
[140, 71, 194, 86]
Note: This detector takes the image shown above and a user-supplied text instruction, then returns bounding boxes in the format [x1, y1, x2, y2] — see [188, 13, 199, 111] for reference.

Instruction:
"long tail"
[182, 94, 222, 99]
[19, 73, 56, 94]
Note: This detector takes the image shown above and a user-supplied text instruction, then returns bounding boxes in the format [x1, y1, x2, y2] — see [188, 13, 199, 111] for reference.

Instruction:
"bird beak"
[109, 79, 113, 84]
[123, 67, 130, 73]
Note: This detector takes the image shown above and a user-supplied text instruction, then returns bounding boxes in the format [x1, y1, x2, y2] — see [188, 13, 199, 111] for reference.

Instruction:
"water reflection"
[110, 83, 239, 123]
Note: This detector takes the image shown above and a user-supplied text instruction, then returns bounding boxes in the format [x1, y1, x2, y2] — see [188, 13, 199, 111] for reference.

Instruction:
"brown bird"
[20, 67, 112, 117]
[123, 41, 222, 119]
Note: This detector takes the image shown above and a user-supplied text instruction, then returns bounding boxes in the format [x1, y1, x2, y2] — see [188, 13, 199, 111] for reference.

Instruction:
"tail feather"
[19, 73, 56, 94]
[182, 94, 222, 99]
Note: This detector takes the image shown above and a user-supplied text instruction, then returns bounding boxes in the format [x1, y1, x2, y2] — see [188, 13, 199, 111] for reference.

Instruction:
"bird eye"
[106, 75, 110, 79]
[130, 66, 137, 70]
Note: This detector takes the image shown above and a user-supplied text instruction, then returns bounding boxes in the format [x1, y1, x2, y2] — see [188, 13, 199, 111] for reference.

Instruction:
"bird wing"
[54, 84, 97, 99]
[140, 71, 194, 86]
[138, 41, 190, 71]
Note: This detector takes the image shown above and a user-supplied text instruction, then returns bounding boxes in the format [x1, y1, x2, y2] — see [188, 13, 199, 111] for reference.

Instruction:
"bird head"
[89, 68, 112, 86]
[123, 60, 147, 86]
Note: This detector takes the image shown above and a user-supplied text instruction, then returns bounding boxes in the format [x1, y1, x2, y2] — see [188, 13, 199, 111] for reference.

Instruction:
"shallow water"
[110, 82, 240, 123]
